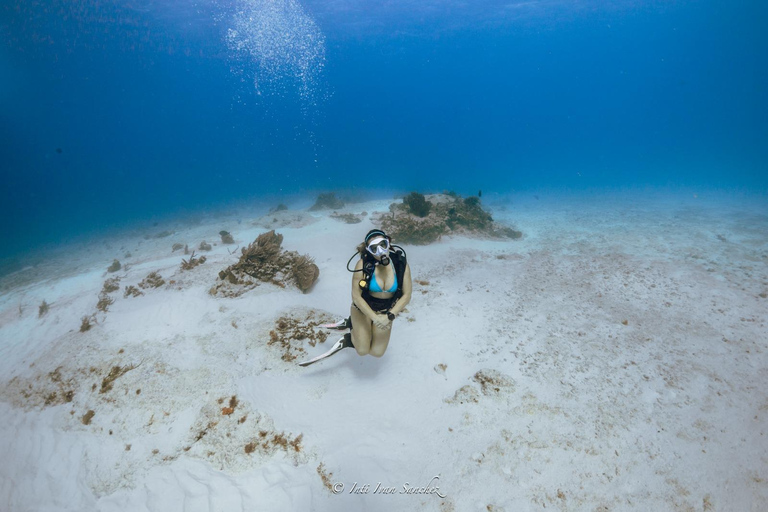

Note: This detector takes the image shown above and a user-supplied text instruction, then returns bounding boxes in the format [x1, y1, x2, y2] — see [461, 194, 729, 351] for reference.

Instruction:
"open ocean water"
[1, 0, 766, 273]
[2, 3, 768, 510]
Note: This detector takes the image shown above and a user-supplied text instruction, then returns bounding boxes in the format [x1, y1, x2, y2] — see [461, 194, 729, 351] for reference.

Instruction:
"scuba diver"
[299, 229, 412, 366]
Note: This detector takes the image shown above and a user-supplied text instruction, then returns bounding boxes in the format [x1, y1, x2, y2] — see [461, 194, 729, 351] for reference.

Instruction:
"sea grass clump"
[39, 300, 50, 318]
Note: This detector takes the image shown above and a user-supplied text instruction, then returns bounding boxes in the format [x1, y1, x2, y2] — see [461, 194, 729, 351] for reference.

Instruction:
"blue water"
[1, 0, 766, 261]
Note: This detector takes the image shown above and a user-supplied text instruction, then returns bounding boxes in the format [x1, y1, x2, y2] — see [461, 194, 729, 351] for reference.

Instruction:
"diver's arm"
[351, 258, 380, 322]
[388, 263, 412, 316]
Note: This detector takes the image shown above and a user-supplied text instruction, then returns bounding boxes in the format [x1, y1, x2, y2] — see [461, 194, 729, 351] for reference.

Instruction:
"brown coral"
[139, 271, 165, 289]
[96, 293, 115, 313]
[211, 230, 319, 296]
[180, 251, 207, 271]
[102, 277, 121, 294]
[123, 285, 143, 298]
[290, 254, 320, 293]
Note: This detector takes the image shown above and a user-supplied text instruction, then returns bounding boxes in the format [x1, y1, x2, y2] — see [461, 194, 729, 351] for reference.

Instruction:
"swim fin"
[320, 317, 352, 330]
[298, 333, 355, 367]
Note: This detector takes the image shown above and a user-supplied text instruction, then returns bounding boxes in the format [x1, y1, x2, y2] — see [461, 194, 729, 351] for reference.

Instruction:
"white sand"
[1, 189, 766, 511]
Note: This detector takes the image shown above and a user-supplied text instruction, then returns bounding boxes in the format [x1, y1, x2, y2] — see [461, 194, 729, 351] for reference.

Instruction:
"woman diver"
[349, 229, 412, 356]
[299, 229, 412, 366]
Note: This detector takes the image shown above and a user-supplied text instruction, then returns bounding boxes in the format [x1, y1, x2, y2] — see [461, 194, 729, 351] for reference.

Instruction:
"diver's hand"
[372, 314, 392, 330]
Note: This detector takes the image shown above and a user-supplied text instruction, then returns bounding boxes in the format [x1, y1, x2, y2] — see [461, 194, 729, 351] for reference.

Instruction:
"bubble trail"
[226, 0, 326, 104]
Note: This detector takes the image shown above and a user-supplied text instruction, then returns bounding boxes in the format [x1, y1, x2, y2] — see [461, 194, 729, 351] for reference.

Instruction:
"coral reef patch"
[139, 271, 165, 289]
[210, 230, 319, 297]
[377, 192, 522, 245]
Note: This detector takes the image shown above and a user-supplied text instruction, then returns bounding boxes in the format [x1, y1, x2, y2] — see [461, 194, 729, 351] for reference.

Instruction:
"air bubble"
[225, 0, 326, 104]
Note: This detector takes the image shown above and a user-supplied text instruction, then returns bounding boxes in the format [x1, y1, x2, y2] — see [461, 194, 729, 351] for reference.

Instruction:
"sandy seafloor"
[0, 188, 766, 512]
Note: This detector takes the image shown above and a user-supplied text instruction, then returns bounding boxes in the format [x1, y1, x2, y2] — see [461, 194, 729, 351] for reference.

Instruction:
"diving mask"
[365, 236, 390, 258]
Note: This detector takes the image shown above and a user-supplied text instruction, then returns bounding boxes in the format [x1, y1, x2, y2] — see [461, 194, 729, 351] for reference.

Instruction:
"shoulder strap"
[392, 249, 406, 298]
[359, 254, 374, 300]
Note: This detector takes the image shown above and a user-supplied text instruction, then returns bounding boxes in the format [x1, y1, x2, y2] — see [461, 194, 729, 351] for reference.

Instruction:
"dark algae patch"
[81, 410, 95, 425]
[100, 363, 138, 394]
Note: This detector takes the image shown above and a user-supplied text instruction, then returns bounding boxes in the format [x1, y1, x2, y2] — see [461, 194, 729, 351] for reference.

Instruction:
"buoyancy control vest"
[349, 246, 407, 313]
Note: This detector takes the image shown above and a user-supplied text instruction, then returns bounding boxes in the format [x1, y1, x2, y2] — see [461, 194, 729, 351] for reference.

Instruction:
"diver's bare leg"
[350, 305, 371, 356]
[369, 324, 393, 357]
